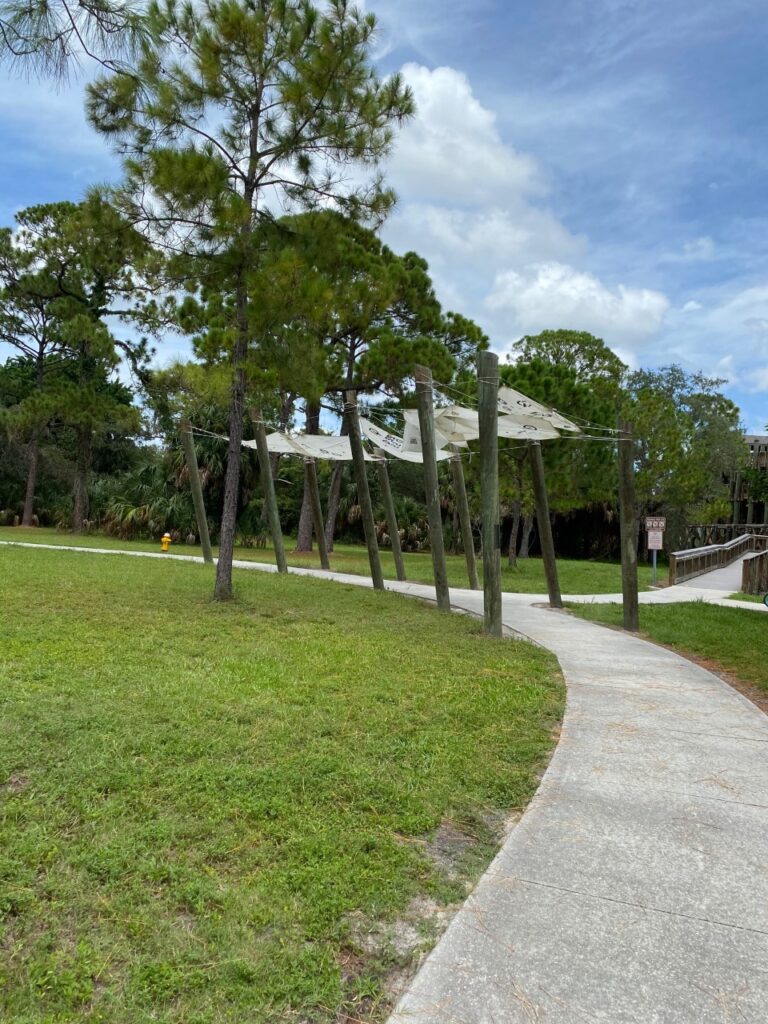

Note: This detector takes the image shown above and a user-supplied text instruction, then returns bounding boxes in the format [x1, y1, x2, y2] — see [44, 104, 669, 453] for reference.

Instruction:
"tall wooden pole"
[250, 410, 288, 574]
[732, 471, 742, 526]
[529, 441, 562, 608]
[180, 419, 214, 565]
[375, 450, 406, 582]
[305, 459, 331, 571]
[477, 351, 502, 637]
[450, 445, 479, 590]
[617, 419, 640, 632]
[344, 392, 385, 591]
[415, 366, 451, 611]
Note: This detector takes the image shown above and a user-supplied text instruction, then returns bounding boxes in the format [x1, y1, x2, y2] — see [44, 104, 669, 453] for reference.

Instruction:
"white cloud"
[379, 62, 673, 362]
[389, 64, 545, 206]
[682, 236, 716, 261]
[661, 236, 717, 264]
[682, 300, 703, 312]
[384, 203, 584, 277]
[486, 262, 670, 343]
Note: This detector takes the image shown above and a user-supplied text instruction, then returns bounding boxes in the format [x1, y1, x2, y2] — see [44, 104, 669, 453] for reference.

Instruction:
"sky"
[1, 0, 767, 432]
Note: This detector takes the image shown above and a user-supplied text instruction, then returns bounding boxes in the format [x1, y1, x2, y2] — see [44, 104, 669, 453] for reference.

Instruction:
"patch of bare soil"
[2, 772, 29, 794]
[337, 811, 526, 1021]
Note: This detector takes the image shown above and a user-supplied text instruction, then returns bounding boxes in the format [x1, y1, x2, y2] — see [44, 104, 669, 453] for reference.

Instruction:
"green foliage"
[279, 211, 480, 400]
[86, 0, 416, 592]
[500, 358, 617, 513]
[0, 0, 146, 78]
[512, 329, 626, 399]
[743, 466, 768, 503]
[624, 366, 746, 541]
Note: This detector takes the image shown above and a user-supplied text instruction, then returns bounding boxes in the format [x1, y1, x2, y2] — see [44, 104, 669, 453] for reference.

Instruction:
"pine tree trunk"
[22, 434, 40, 526]
[508, 500, 521, 567]
[213, 312, 248, 601]
[72, 427, 92, 534]
[296, 488, 314, 551]
[22, 350, 46, 527]
[324, 462, 345, 552]
[263, 393, 293, 518]
[295, 403, 320, 552]
[519, 512, 534, 559]
[324, 411, 350, 551]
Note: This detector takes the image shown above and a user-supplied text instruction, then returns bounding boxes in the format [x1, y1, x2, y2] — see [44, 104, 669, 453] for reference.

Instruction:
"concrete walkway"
[3, 541, 768, 1021]
[390, 597, 768, 1024]
[677, 552, 752, 593]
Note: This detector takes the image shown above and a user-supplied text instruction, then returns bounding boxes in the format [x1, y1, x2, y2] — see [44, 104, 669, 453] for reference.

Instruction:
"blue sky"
[1, 0, 767, 430]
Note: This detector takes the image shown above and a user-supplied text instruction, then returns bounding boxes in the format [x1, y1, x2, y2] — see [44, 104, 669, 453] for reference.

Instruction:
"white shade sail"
[430, 405, 561, 442]
[243, 433, 373, 461]
[497, 386, 581, 433]
[359, 418, 453, 463]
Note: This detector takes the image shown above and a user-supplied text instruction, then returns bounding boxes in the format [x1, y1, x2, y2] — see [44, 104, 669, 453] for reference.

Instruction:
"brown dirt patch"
[2, 772, 29, 794]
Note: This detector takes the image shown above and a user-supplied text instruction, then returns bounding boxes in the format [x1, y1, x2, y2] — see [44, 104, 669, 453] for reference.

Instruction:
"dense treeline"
[0, 0, 748, 590]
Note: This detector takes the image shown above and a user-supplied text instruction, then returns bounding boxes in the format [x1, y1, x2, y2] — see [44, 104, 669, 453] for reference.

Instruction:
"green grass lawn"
[728, 592, 767, 604]
[0, 526, 654, 595]
[569, 601, 768, 694]
[0, 546, 563, 1023]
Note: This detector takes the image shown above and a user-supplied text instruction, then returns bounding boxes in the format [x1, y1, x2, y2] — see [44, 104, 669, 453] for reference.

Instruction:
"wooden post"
[732, 471, 742, 525]
[478, 351, 502, 637]
[450, 444, 479, 590]
[617, 419, 639, 631]
[180, 419, 214, 564]
[344, 392, 385, 591]
[375, 450, 406, 582]
[415, 366, 451, 611]
[305, 458, 330, 571]
[250, 410, 287, 574]
[529, 441, 562, 608]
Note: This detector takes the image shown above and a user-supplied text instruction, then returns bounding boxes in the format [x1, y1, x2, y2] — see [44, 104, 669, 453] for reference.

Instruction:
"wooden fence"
[684, 523, 768, 548]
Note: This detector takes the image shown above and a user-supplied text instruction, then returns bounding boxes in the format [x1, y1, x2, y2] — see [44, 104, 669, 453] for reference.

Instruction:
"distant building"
[733, 434, 768, 524]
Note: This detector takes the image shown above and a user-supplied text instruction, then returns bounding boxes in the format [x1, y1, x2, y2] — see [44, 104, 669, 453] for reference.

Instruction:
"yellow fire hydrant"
[161, 532, 172, 553]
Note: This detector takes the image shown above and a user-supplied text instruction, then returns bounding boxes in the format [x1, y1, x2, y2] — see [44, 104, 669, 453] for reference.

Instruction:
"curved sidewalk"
[389, 597, 768, 1023]
[2, 541, 767, 1020]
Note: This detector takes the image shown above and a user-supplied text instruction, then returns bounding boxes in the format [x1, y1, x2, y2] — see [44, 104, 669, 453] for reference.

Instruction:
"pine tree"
[0, 199, 152, 530]
[0, 228, 63, 524]
[87, 0, 414, 599]
[1, 0, 145, 77]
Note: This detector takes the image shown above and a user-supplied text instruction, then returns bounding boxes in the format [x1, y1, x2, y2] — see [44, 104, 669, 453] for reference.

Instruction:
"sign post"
[645, 516, 666, 586]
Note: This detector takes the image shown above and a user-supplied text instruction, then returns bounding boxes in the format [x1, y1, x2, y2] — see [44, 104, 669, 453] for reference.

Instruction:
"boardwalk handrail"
[669, 532, 768, 585]
[742, 550, 768, 595]
[684, 522, 768, 548]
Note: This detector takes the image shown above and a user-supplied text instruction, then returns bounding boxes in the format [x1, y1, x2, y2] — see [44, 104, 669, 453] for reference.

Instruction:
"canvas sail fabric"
[359, 418, 453, 463]
[401, 409, 468, 451]
[428, 404, 561, 442]
[497, 386, 581, 433]
[242, 433, 373, 461]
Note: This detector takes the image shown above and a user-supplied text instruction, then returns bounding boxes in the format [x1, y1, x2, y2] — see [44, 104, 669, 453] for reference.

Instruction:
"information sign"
[645, 517, 666, 531]
[647, 530, 664, 551]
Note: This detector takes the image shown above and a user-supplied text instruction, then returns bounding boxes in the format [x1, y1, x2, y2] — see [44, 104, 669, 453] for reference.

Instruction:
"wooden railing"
[684, 523, 768, 548]
[742, 550, 768, 595]
[669, 532, 768, 585]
